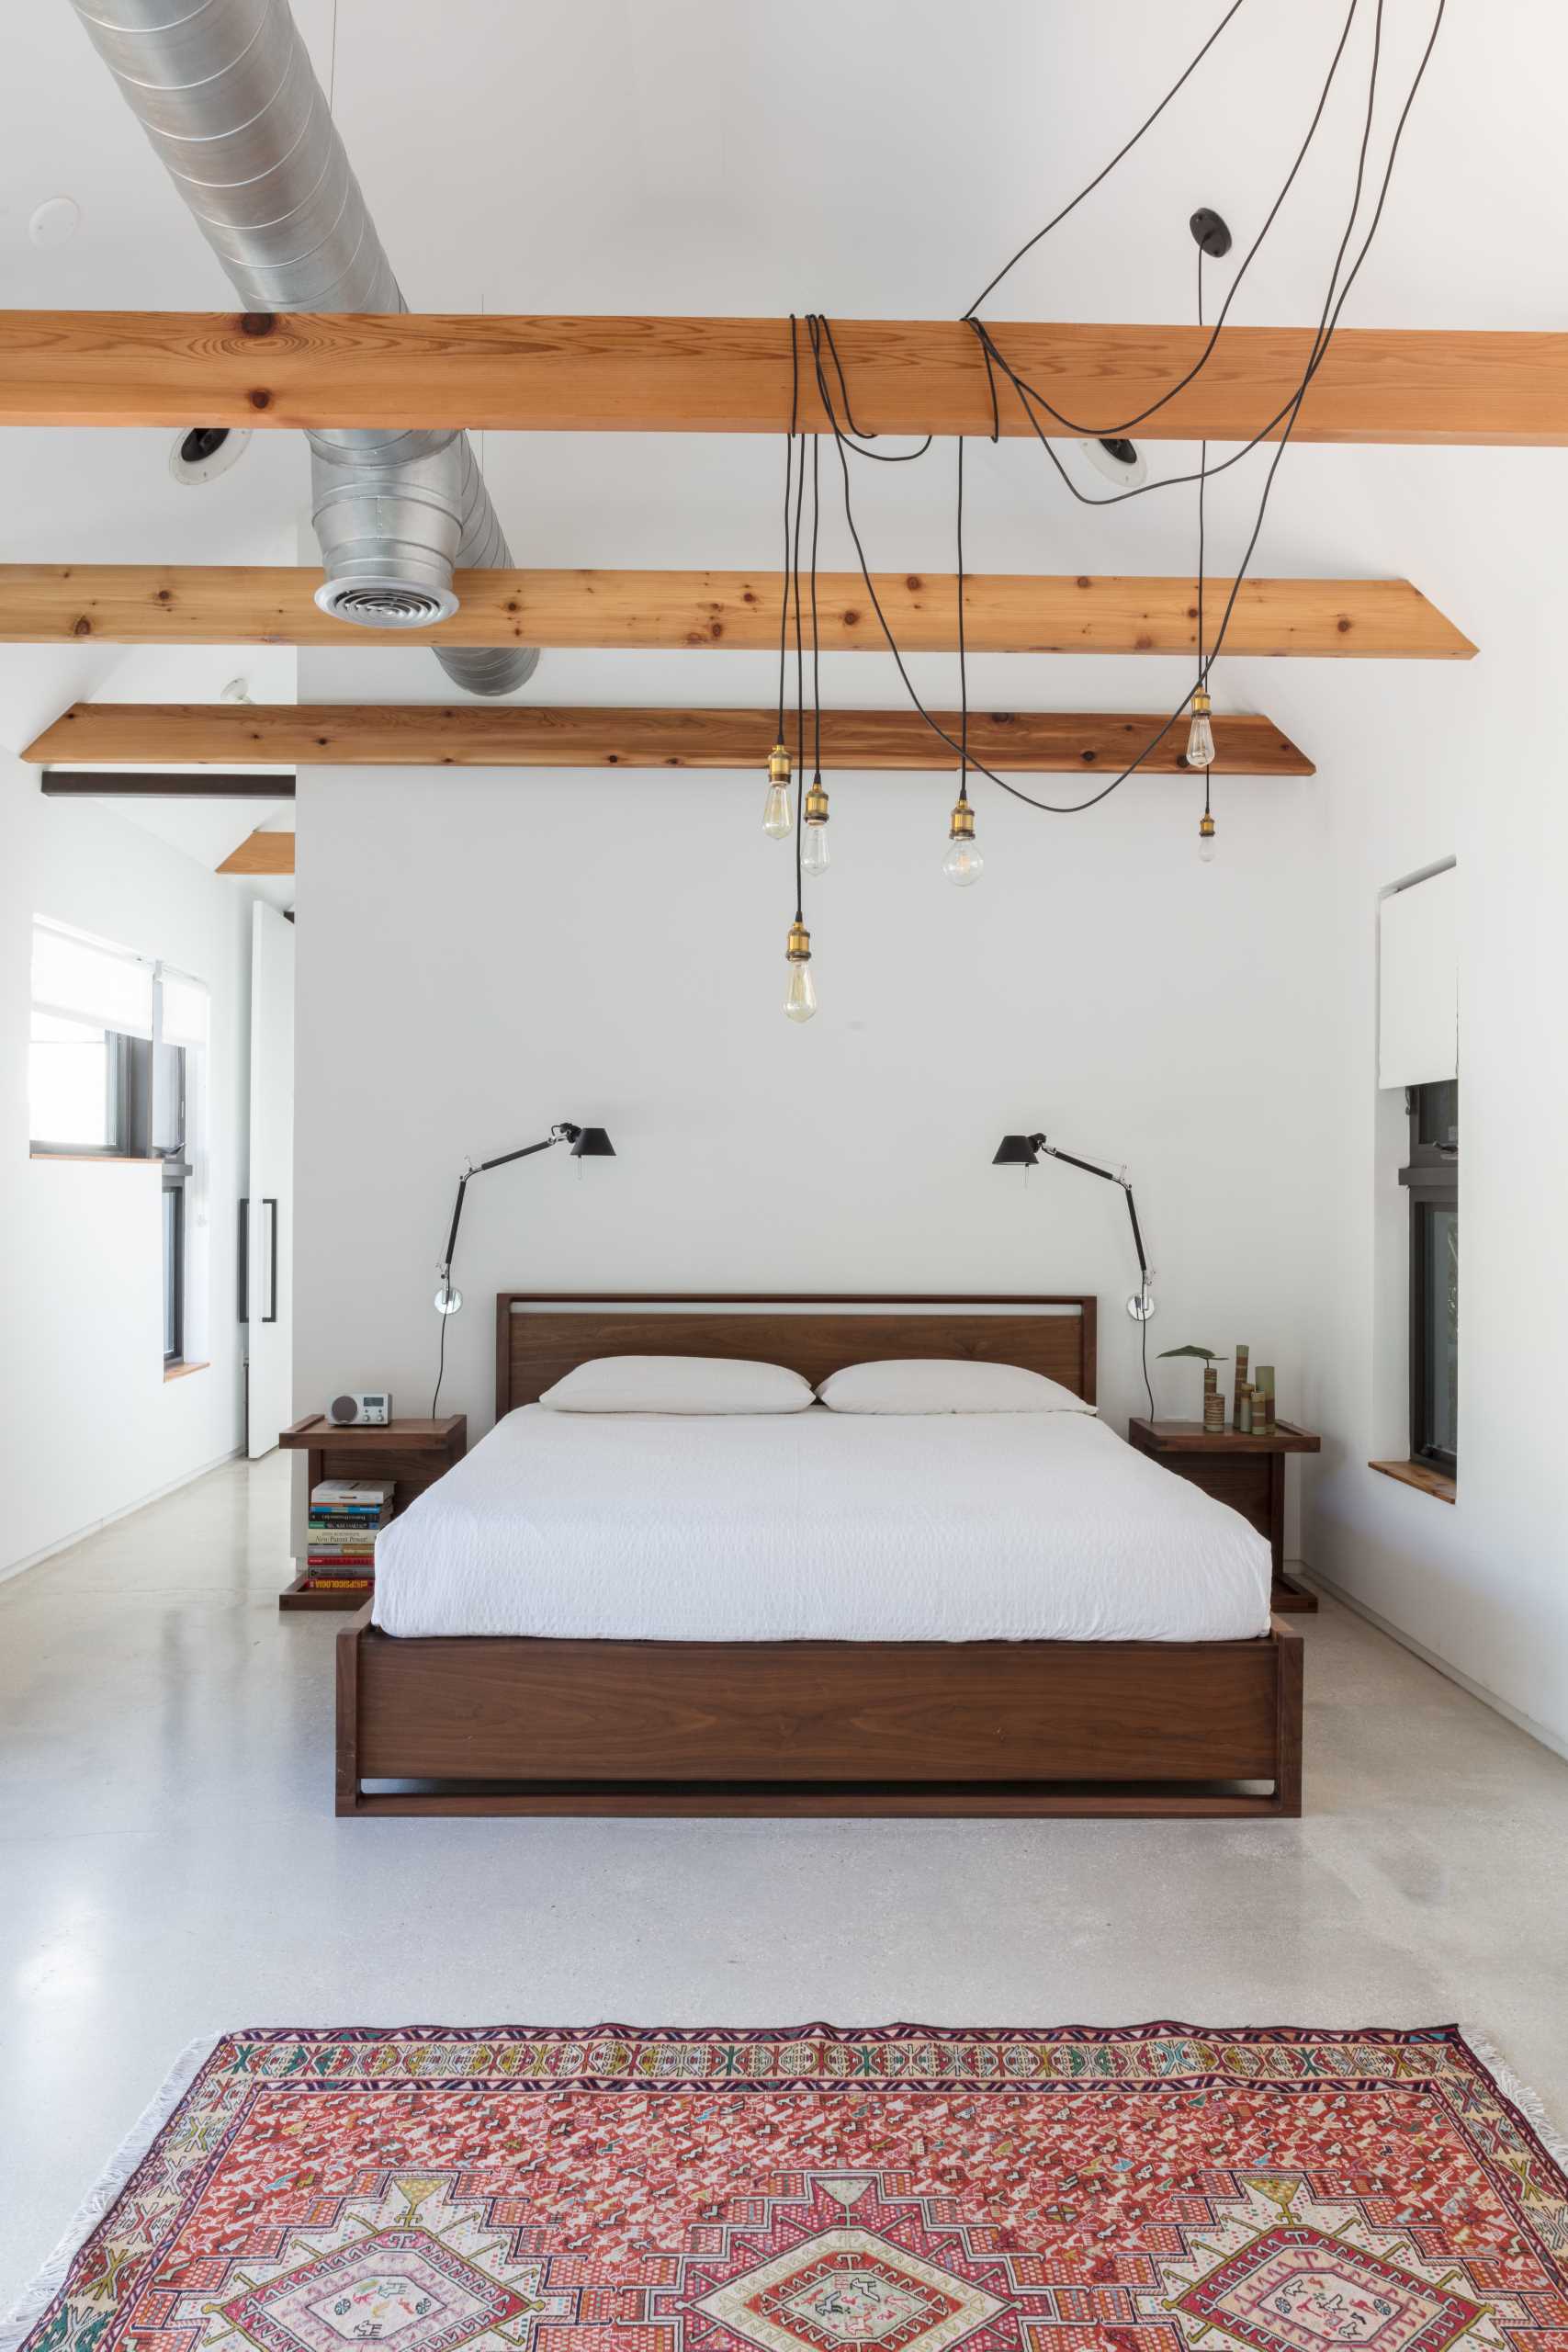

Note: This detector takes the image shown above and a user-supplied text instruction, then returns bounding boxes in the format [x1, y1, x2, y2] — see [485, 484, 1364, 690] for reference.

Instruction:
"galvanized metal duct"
[65, 0, 537, 695]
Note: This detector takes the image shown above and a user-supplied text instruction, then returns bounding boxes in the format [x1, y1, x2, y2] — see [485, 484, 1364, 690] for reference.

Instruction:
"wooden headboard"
[496, 1293, 1097, 1419]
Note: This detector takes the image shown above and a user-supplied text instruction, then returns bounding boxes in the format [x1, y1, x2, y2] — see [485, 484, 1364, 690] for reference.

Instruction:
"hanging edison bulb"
[1198, 808, 1217, 864]
[784, 918, 818, 1022]
[942, 796, 984, 887]
[1186, 687, 1215, 772]
[762, 741, 792, 838]
[802, 774, 830, 876]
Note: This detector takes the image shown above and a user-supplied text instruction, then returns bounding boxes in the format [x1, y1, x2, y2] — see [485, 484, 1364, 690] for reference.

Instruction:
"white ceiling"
[3, 1, 1567, 870]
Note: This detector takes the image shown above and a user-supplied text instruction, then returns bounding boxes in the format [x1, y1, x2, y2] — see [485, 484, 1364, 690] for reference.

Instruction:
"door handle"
[238, 1196, 250, 1323]
[263, 1197, 279, 1324]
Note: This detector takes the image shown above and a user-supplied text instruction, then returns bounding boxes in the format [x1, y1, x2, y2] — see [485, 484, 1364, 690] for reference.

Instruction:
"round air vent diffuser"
[1081, 435, 1147, 488]
[313, 580, 459, 628]
[169, 425, 252, 486]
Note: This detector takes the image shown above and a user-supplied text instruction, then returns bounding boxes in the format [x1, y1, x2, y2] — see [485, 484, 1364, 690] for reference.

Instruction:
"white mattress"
[372, 1405, 1272, 1643]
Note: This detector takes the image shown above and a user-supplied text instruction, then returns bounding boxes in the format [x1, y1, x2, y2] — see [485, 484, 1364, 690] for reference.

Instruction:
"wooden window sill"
[164, 1360, 210, 1383]
[30, 1149, 159, 1165]
[1369, 1457, 1456, 1504]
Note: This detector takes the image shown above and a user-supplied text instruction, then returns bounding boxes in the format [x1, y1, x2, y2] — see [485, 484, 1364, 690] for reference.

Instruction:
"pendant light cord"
[970, 0, 1366, 442]
[1197, 243, 1213, 822]
[809, 435, 823, 785]
[777, 319, 799, 742]
[955, 435, 969, 803]
[789, 0, 1438, 820]
[790, 362, 807, 926]
[964, 0, 1253, 318]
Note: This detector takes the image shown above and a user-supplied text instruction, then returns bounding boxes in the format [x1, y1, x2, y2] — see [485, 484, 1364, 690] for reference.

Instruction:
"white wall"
[291, 756, 1324, 1505]
[1292, 474, 1568, 1761]
[0, 752, 255, 1574]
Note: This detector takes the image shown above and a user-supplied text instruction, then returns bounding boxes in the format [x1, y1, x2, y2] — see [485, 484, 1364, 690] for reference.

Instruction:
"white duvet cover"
[372, 1405, 1272, 1643]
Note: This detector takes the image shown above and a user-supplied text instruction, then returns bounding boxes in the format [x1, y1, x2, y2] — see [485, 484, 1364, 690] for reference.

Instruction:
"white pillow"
[815, 1359, 1093, 1415]
[537, 1354, 815, 1414]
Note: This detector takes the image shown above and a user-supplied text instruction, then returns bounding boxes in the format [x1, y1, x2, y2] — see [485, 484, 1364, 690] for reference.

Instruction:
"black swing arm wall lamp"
[434, 1123, 615, 1316]
[993, 1131, 1154, 1324]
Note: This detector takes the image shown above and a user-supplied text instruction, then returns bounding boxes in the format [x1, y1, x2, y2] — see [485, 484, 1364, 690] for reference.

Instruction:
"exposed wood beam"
[40, 765, 295, 797]
[0, 565, 1477, 660]
[23, 703, 1314, 775]
[1, 311, 1563, 445]
[217, 830, 294, 875]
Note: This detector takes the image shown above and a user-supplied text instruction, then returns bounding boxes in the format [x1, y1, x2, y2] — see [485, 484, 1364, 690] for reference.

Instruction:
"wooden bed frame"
[336, 1293, 1303, 1818]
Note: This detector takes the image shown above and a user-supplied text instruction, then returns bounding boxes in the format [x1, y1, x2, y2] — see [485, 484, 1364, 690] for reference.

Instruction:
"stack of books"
[303, 1479, 394, 1594]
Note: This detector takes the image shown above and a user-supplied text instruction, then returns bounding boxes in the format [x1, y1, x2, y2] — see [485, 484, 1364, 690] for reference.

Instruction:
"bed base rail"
[335, 1614, 1303, 1820]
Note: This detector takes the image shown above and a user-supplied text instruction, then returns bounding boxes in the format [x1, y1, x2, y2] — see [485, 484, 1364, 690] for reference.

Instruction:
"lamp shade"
[992, 1133, 1041, 1167]
[570, 1125, 615, 1158]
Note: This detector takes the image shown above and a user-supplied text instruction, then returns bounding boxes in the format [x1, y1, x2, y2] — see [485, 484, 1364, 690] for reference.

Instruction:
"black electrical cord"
[1140, 1306, 1155, 1419]
[1196, 243, 1207, 691]
[809, 315, 1201, 815]
[964, 0, 1254, 318]
[796, 0, 1442, 820]
[977, 0, 1440, 550]
[970, 0, 1365, 441]
[790, 396, 807, 828]
[1197, 241, 1212, 826]
[430, 1293, 449, 1418]
[789, 364, 809, 923]
[775, 319, 798, 742]
[955, 435, 968, 801]
[1201, 0, 1447, 671]
[809, 433, 823, 784]
[815, 314, 932, 463]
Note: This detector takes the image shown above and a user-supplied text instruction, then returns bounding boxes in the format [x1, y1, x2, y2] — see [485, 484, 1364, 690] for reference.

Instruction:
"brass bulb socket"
[785, 920, 811, 962]
[1199, 812, 1216, 840]
[767, 742, 792, 785]
[949, 799, 976, 841]
[803, 777, 829, 826]
[1190, 687, 1213, 718]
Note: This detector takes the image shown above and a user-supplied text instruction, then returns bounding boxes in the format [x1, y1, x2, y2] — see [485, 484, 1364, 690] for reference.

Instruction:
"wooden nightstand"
[1127, 1417, 1321, 1613]
[276, 1413, 467, 1611]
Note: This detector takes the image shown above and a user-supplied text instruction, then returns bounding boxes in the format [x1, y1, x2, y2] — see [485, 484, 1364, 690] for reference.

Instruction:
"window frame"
[1401, 1080, 1458, 1475]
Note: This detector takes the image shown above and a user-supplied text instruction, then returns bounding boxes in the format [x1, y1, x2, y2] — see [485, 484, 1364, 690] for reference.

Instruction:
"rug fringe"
[0, 2032, 220, 2352]
[1459, 2025, 1568, 2172]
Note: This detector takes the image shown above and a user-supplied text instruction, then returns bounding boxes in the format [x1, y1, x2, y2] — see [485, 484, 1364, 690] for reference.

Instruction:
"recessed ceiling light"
[169, 425, 252, 486]
[1081, 435, 1147, 489]
[28, 196, 81, 249]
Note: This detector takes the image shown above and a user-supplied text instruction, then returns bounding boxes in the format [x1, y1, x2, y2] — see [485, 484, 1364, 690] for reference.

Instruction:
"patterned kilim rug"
[6, 2028, 1567, 2352]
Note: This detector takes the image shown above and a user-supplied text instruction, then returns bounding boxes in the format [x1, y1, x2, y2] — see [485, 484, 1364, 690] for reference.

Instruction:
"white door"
[246, 901, 295, 1457]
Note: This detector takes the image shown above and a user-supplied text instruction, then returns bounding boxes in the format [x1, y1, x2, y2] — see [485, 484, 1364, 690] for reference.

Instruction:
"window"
[29, 922, 153, 1156]
[1402, 1079, 1457, 1472]
[30, 920, 207, 1368]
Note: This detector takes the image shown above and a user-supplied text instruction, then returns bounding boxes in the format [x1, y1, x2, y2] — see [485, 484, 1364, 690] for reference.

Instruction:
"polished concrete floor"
[3, 1450, 1566, 2306]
